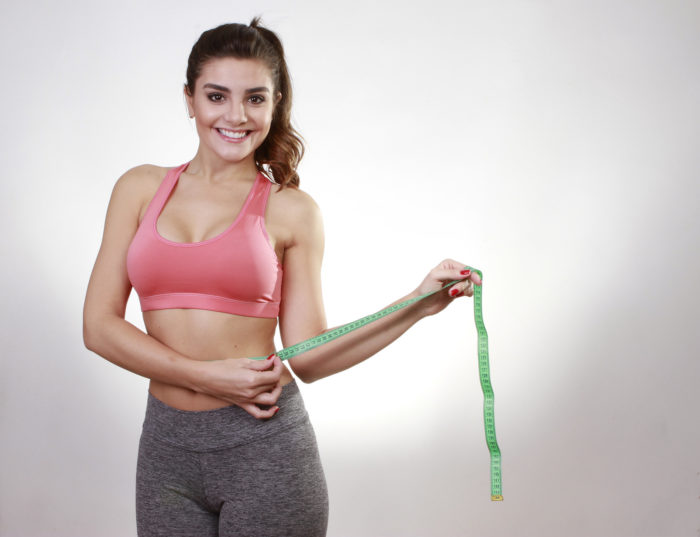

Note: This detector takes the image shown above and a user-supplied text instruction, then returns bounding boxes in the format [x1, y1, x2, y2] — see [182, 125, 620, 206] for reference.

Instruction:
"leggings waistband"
[141, 380, 309, 452]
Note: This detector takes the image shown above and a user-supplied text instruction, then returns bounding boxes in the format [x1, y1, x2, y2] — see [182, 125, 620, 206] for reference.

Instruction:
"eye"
[248, 95, 266, 104]
[207, 93, 224, 102]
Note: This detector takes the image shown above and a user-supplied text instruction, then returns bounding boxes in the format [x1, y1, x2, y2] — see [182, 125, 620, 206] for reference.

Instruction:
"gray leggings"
[136, 380, 328, 536]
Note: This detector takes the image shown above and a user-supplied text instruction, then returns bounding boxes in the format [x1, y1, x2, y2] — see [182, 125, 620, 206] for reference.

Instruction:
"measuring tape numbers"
[252, 266, 503, 501]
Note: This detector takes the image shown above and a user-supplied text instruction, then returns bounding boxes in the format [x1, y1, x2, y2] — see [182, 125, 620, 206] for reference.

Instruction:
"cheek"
[192, 97, 217, 119]
[195, 110, 221, 132]
[259, 108, 275, 129]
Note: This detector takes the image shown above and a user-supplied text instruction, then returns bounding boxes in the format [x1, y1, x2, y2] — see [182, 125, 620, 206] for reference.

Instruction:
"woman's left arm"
[277, 191, 480, 383]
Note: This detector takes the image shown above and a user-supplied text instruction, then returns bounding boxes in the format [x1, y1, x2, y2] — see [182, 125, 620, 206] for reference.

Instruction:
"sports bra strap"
[245, 174, 274, 218]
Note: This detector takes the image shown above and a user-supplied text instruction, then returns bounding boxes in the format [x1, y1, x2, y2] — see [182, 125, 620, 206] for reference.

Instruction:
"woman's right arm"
[82, 166, 282, 418]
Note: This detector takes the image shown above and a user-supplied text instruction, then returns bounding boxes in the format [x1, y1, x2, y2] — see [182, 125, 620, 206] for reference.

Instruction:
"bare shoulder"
[269, 184, 322, 225]
[109, 163, 170, 219]
[267, 184, 324, 248]
[112, 163, 167, 196]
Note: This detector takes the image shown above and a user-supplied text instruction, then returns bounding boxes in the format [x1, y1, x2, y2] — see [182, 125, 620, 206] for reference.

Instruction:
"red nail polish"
[266, 354, 275, 360]
[449, 288, 460, 297]
[460, 270, 471, 276]
[274, 407, 280, 415]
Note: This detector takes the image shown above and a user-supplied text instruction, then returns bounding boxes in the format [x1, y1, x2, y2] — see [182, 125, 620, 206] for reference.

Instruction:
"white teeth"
[217, 128, 247, 139]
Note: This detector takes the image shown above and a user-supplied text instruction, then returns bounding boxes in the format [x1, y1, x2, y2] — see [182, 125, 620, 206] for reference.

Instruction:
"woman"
[83, 17, 480, 537]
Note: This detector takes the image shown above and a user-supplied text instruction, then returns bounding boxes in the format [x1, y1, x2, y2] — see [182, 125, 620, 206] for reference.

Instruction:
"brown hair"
[185, 17, 304, 189]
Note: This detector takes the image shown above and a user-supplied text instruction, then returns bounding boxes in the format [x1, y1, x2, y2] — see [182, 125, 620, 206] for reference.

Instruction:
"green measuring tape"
[251, 267, 502, 501]
[471, 269, 503, 501]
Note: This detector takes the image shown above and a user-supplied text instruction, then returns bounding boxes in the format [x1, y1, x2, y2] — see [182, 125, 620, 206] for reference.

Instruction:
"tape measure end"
[491, 495, 504, 502]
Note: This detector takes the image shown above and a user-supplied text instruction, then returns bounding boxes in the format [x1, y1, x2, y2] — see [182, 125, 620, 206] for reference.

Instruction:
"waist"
[142, 380, 308, 452]
[143, 307, 292, 410]
[148, 371, 294, 411]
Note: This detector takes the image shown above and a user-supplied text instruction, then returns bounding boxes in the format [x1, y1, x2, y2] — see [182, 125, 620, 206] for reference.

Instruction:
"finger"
[464, 280, 475, 297]
[245, 354, 282, 375]
[468, 271, 482, 286]
[435, 264, 470, 279]
[246, 355, 283, 388]
[240, 402, 280, 420]
[245, 354, 278, 371]
[446, 267, 482, 286]
[252, 382, 283, 406]
[448, 280, 474, 298]
[432, 267, 472, 286]
[437, 258, 466, 271]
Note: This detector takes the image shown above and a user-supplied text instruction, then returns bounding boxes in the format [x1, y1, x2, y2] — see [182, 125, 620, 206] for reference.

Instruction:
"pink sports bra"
[126, 162, 282, 318]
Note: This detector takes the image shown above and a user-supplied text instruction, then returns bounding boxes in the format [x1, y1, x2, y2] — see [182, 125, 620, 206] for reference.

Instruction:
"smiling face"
[184, 57, 280, 166]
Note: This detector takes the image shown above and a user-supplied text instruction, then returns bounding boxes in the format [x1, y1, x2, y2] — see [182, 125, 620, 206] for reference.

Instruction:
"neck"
[186, 149, 258, 184]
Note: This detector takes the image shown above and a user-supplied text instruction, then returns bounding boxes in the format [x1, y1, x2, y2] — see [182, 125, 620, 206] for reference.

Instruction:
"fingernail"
[266, 354, 275, 360]
[449, 288, 460, 297]
[460, 270, 471, 276]
[274, 407, 280, 415]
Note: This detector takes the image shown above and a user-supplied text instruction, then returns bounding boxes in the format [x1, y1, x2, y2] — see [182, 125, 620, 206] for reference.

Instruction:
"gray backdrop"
[1, 1, 699, 536]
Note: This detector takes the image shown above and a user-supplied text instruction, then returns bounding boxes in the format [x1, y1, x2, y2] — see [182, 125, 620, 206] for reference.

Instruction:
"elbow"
[83, 317, 98, 352]
[288, 360, 322, 384]
[83, 312, 110, 353]
[296, 373, 320, 384]
[83, 303, 124, 353]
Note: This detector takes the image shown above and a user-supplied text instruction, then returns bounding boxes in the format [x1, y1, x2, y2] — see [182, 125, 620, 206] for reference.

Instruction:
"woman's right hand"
[195, 355, 284, 419]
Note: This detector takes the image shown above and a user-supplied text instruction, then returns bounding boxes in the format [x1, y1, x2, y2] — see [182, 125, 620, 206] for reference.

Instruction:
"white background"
[1, 1, 699, 536]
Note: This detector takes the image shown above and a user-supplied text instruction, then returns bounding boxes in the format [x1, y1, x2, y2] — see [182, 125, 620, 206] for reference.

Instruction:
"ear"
[274, 91, 282, 105]
[184, 84, 195, 118]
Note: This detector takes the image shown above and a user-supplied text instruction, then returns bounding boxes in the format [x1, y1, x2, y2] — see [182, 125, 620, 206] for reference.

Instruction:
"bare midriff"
[144, 308, 293, 411]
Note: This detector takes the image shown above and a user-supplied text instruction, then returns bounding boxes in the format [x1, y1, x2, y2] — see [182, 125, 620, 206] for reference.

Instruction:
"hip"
[142, 378, 307, 452]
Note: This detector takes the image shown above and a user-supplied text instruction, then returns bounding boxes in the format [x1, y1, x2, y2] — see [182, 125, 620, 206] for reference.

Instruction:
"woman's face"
[185, 57, 279, 166]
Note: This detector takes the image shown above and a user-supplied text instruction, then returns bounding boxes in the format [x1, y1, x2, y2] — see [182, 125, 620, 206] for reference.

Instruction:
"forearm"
[83, 315, 203, 391]
[288, 290, 427, 383]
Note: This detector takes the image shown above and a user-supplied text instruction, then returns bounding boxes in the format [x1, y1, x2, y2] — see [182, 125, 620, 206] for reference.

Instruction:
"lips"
[216, 128, 251, 142]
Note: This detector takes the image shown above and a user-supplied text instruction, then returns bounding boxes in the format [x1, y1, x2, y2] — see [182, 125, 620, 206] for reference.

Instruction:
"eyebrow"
[202, 83, 271, 94]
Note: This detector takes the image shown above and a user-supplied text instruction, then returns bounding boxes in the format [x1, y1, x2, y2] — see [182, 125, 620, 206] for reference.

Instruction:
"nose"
[225, 99, 247, 124]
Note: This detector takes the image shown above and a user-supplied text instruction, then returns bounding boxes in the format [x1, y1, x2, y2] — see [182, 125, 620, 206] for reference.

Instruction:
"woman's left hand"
[412, 258, 482, 317]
